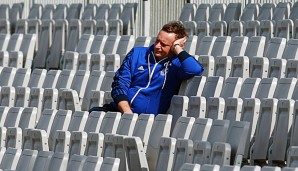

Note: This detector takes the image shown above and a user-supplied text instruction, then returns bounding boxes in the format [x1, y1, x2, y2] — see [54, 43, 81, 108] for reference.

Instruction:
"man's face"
[153, 30, 176, 59]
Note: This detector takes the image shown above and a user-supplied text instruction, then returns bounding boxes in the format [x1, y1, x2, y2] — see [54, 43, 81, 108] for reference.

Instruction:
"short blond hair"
[161, 21, 188, 39]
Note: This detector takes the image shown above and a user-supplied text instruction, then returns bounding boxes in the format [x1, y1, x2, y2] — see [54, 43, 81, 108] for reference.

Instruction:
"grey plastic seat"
[146, 114, 172, 171]
[228, 21, 244, 37]
[194, 3, 211, 22]
[52, 4, 67, 20]
[15, 149, 38, 171]
[224, 3, 242, 24]
[275, 19, 293, 40]
[244, 20, 260, 37]
[31, 151, 54, 171]
[179, 163, 200, 171]
[268, 99, 294, 166]
[257, 3, 275, 21]
[80, 156, 103, 171]
[33, 20, 53, 69]
[52, 111, 88, 154]
[47, 152, 69, 171]
[179, 3, 197, 22]
[210, 21, 227, 36]
[259, 20, 275, 41]
[27, 4, 43, 19]
[65, 20, 82, 52]
[208, 3, 226, 22]
[66, 154, 87, 171]
[81, 70, 106, 111]
[0, 147, 21, 170]
[167, 96, 189, 132]
[240, 3, 260, 22]
[192, 119, 230, 165]
[41, 4, 55, 20]
[46, 19, 68, 70]
[178, 76, 206, 97]
[94, 4, 110, 21]
[250, 98, 278, 166]
[99, 157, 120, 171]
[210, 121, 250, 166]
[66, 3, 82, 20]
[81, 3, 97, 20]
[272, 2, 291, 21]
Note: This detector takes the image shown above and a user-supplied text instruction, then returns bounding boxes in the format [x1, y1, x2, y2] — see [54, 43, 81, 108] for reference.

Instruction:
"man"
[90, 21, 204, 115]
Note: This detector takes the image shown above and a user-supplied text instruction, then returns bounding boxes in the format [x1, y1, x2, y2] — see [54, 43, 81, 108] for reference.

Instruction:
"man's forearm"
[117, 101, 133, 114]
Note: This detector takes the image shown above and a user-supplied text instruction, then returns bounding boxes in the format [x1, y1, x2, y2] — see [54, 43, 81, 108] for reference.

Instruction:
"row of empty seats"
[2, 106, 298, 170]
[0, 3, 138, 36]
[0, 147, 119, 171]
[180, 2, 298, 24]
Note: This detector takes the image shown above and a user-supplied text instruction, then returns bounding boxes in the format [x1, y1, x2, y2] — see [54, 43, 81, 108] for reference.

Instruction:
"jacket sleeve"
[111, 49, 134, 104]
[177, 51, 204, 79]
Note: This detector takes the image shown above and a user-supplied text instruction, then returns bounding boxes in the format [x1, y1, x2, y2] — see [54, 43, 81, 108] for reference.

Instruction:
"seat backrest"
[46, 152, 69, 171]
[239, 77, 261, 98]
[179, 3, 197, 22]
[272, 2, 291, 21]
[201, 76, 224, 98]
[195, 3, 211, 21]
[220, 77, 243, 98]
[81, 3, 97, 20]
[99, 112, 121, 134]
[224, 3, 242, 24]
[53, 4, 67, 20]
[46, 19, 68, 70]
[66, 20, 81, 51]
[115, 113, 138, 136]
[33, 20, 53, 69]
[0, 147, 22, 170]
[240, 3, 260, 21]
[196, 36, 216, 56]
[28, 4, 43, 19]
[66, 3, 82, 20]
[89, 35, 108, 54]
[207, 119, 230, 144]
[108, 3, 123, 20]
[244, 36, 266, 59]
[146, 114, 172, 171]
[228, 36, 248, 57]
[290, 2, 298, 21]
[281, 38, 298, 60]
[48, 110, 72, 149]
[257, 3, 275, 20]
[55, 69, 75, 89]
[32, 151, 54, 171]
[244, 20, 260, 37]
[255, 78, 278, 99]
[41, 4, 55, 20]
[94, 4, 110, 20]
[66, 154, 87, 171]
[273, 78, 297, 99]
[263, 37, 286, 59]
[189, 118, 212, 142]
[81, 156, 103, 171]
[4, 107, 23, 128]
[211, 36, 231, 57]
[208, 3, 226, 22]
[7, 33, 23, 51]
[171, 116, 195, 139]
[15, 149, 38, 171]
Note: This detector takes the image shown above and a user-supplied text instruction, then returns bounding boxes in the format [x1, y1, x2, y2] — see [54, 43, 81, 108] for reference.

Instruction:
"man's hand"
[172, 36, 187, 55]
[117, 101, 133, 114]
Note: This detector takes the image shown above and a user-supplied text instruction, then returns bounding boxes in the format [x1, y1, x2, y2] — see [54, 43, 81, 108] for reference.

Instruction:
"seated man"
[89, 21, 204, 115]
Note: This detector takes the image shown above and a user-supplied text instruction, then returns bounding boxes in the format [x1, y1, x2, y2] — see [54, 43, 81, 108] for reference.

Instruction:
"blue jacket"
[111, 45, 204, 115]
